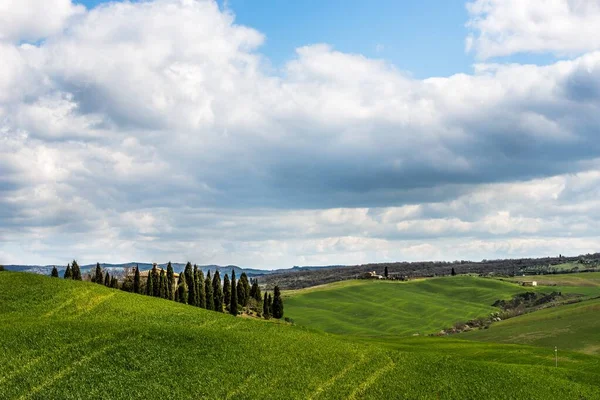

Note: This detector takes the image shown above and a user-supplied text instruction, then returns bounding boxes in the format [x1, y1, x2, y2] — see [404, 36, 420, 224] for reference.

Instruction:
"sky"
[1, 0, 600, 269]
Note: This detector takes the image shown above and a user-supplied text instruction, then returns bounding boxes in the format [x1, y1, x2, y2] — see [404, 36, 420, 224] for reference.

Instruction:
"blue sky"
[2, 0, 600, 267]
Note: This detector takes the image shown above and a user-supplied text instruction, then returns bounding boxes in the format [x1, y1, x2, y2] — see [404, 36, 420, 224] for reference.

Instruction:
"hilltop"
[1, 271, 599, 399]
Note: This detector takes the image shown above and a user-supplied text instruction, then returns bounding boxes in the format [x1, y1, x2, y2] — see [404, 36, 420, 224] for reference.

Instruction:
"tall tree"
[94, 263, 103, 284]
[223, 273, 231, 308]
[71, 260, 82, 281]
[110, 277, 119, 289]
[205, 271, 214, 311]
[104, 271, 111, 287]
[267, 293, 273, 316]
[239, 273, 251, 307]
[152, 265, 160, 297]
[212, 270, 223, 312]
[146, 269, 154, 296]
[63, 264, 73, 279]
[263, 292, 270, 319]
[272, 286, 284, 319]
[196, 268, 206, 308]
[451, 267, 456, 276]
[236, 279, 245, 310]
[51, 266, 59, 278]
[166, 262, 175, 300]
[384, 266, 389, 278]
[177, 273, 188, 304]
[159, 269, 167, 299]
[184, 262, 196, 306]
[229, 270, 238, 316]
[133, 265, 141, 294]
[251, 279, 261, 302]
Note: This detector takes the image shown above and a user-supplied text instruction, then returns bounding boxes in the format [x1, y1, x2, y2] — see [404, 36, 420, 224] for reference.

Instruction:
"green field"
[504, 272, 600, 288]
[463, 298, 600, 354]
[2, 272, 600, 399]
[283, 276, 600, 337]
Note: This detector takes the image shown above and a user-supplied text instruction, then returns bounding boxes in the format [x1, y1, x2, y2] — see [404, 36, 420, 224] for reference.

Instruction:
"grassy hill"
[1, 272, 600, 399]
[463, 298, 600, 355]
[283, 276, 600, 337]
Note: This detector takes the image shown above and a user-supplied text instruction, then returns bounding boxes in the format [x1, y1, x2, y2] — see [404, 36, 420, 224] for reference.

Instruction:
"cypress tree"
[229, 270, 238, 316]
[177, 273, 188, 304]
[133, 265, 141, 294]
[159, 269, 167, 299]
[64, 264, 73, 279]
[110, 277, 119, 289]
[263, 292, 270, 319]
[94, 263, 103, 284]
[146, 270, 154, 296]
[239, 273, 251, 307]
[152, 265, 160, 297]
[223, 273, 231, 307]
[236, 279, 245, 309]
[451, 267, 456, 276]
[184, 263, 196, 306]
[196, 268, 206, 308]
[104, 271, 111, 287]
[267, 293, 273, 316]
[166, 262, 174, 300]
[71, 260, 82, 280]
[212, 270, 223, 312]
[251, 280, 261, 302]
[384, 266, 389, 278]
[51, 266, 59, 278]
[205, 271, 214, 311]
[272, 286, 283, 319]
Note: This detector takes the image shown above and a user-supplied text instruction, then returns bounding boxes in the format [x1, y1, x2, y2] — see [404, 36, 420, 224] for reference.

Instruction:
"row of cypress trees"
[130, 262, 284, 319]
[60, 260, 82, 280]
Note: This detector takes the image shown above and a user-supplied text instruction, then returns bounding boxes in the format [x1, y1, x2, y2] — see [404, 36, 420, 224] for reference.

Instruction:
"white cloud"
[467, 0, 600, 59]
[1, 0, 600, 267]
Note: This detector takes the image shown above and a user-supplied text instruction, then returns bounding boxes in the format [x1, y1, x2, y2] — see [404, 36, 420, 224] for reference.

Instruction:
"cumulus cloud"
[466, 0, 600, 59]
[1, 0, 600, 267]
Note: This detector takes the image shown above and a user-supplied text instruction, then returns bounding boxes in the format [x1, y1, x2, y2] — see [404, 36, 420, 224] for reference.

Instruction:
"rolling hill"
[1, 272, 599, 399]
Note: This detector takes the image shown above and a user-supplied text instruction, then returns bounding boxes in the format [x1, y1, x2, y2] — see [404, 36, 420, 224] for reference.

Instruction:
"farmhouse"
[362, 271, 384, 280]
[522, 281, 537, 287]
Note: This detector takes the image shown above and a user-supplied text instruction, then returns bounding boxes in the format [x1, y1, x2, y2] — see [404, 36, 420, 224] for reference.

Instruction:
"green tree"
[133, 265, 141, 294]
[212, 270, 223, 312]
[104, 271, 111, 287]
[272, 286, 284, 319]
[451, 267, 456, 276]
[159, 269, 167, 299]
[94, 263, 103, 284]
[239, 273, 251, 307]
[267, 293, 273, 316]
[63, 264, 73, 279]
[196, 268, 206, 308]
[205, 271, 214, 311]
[71, 260, 82, 280]
[263, 292, 270, 319]
[110, 277, 119, 289]
[184, 262, 196, 306]
[177, 273, 188, 304]
[229, 270, 238, 316]
[152, 265, 160, 297]
[384, 266, 389, 278]
[250, 279, 261, 302]
[51, 266, 59, 278]
[146, 269, 154, 296]
[223, 273, 231, 308]
[166, 262, 174, 300]
[236, 279, 245, 310]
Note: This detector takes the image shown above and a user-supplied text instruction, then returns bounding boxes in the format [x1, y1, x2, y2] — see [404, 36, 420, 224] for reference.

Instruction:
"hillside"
[283, 275, 600, 337]
[1, 272, 600, 399]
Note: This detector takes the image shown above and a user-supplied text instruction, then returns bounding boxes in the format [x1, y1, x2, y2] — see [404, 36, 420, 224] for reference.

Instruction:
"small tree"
[64, 264, 73, 279]
[177, 273, 188, 304]
[272, 286, 283, 319]
[146, 270, 154, 296]
[196, 268, 206, 308]
[384, 266, 389, 278]
[104, 271, 111, 287]
[166, 262, 175, 300]
[110, 277, 119, 289]
[451, 267, 456, 276]
[51, 266, 59, 278]
[229, 270, 238, 316]
[94, 263, 103, 284]
[71, 260, 82, 281]
[184, 262, 196, 306]
[159, 269, 167, 299]
[205, 271, 214, 311]
[212, 270, 223, 312]
[223, 274, 231, 307]
[263, 292, 270, 319]
[133, 265, 141, 294]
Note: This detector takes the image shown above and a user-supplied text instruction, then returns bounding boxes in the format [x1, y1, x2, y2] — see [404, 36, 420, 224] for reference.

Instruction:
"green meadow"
[2, 272, 600, 399]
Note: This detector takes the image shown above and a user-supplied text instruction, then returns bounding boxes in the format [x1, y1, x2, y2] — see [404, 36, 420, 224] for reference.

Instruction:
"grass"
[1, 272, 600, 399]
[463, 298, 600, 355]
[284, 275, 600, 337]
[503, 272, 600, 288]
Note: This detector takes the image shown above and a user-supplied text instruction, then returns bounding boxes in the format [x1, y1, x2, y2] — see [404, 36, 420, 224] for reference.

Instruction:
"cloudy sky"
[1, 0, 600, 268]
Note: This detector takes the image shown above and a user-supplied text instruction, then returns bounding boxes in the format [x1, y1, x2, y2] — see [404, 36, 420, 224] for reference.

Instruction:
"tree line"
[53, 260, 283, 319]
